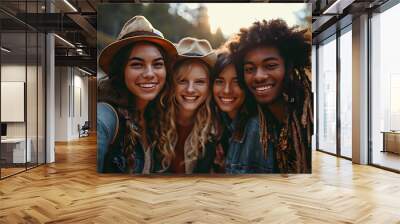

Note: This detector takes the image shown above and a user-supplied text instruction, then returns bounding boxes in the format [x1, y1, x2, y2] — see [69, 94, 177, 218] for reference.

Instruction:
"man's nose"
[254, 68, 268, 81]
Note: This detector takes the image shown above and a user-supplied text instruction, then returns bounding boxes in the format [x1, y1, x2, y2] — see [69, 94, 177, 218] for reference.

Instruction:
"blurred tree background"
[97, 3, 227, 53]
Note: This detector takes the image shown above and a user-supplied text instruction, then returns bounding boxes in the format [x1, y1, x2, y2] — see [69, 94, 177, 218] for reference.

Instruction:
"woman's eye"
[232, 78, 239, 85]
[214, 79, 224, 85]
[130, 63, 143, 68]
[178, 79, 187, 84]
[153, 62, 164, 69]
[195, 79, 206, 85]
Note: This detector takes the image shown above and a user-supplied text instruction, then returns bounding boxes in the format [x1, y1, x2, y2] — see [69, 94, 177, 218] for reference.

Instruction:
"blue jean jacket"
[97, 102, 144, 173]
[222, 114, 278, 174]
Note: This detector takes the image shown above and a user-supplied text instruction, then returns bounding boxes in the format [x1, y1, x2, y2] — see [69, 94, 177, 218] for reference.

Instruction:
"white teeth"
[183, 96, 198, 101]
[255, 85, 272, 92]
[138, 83, 157, 88]
[220, 97, 234, 103]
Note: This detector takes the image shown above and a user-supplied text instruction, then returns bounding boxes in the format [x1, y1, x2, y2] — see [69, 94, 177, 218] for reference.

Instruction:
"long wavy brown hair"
[211, 48, 257, 141]
[98, 41, 171, 173]
[156, 59, 215, 171]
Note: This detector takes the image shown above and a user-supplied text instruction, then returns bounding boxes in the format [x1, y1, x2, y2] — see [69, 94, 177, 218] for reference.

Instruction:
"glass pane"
[1, 30, 27, 177]
[38, 32, 45, 165]
[340, 28, 352, 158]
[371, 3, 400, 171]
[317, 36, 337, 154]
[312, 45, 316, 151]
[27, 31, 38, 169]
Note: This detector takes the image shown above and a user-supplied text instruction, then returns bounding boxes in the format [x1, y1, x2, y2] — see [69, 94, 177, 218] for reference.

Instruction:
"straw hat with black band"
[98, 15, 178, 75]
[174, 37, 217, 68]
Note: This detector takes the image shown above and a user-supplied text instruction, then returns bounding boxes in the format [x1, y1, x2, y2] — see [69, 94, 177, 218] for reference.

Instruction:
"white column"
[352, 14, 369, 164]
[312, 45, 317, 151]
[46, 1, 55, 163]
[46, 33, 55, 163]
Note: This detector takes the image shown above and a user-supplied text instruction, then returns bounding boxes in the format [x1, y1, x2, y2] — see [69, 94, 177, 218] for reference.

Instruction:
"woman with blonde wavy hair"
[154, 37, 217, 174]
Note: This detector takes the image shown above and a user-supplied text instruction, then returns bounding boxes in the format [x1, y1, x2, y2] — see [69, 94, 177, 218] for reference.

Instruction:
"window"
[317, 35, 337, 154]
[339, 27, 352, 158]
[312, 45, 317, 151]
[0, 1, 47, 179]
[371, 2, 400, 171]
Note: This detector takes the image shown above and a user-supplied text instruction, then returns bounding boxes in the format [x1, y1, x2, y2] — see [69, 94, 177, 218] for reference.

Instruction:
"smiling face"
[124, 42, 167, 104]
[175, 61, 210, 115]
[243, 46, 285, 104]
[213, 64, 245, 119]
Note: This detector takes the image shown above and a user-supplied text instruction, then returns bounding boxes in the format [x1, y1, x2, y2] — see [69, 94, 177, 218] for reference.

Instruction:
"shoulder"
[97, 102, 119, 132]
[98, 102, 118, 121]
[239, 115, 261, 142]
[245, 115, 260, 131]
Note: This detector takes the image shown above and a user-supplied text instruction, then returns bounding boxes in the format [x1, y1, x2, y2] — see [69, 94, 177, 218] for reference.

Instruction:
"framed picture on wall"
[96, 3, 313, 175]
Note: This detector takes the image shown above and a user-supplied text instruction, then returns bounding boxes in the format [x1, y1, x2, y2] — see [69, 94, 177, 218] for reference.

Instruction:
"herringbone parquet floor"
[1, 135, 400, 223]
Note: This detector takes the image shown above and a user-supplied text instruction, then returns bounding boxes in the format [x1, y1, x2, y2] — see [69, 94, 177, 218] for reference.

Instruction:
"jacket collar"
[221, 112, 246, 143]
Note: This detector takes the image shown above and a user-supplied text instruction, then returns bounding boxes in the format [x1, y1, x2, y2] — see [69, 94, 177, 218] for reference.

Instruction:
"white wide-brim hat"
[98, 15, 178, 75]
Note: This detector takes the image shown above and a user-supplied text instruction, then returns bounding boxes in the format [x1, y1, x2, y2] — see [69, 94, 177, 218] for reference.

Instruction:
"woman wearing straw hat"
[212, 48, 278, 174]
[154, 37, 217, 174]
[97, 15, 177, 174]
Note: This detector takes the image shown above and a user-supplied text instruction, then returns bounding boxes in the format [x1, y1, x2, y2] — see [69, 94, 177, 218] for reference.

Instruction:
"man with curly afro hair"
[229, 19, 313, 173]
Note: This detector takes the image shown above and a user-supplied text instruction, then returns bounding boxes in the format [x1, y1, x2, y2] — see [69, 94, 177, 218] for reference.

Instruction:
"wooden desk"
[1, 138, 31, 163]
[381, 131, 400, 154]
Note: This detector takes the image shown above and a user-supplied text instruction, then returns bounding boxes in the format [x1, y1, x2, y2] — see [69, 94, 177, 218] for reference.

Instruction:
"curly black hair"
[229, 19, 311, 73]
[228, 19, 313, 173]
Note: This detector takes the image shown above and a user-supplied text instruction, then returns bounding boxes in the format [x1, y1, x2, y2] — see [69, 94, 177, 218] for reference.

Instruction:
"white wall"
[55, 67, 69, 141]
[1, 65, 25, 132]
[1, 65, 39, 138]
[1, 63, 46, 164]
[1, 65, 26, 140]
[54, 67, 89, 141]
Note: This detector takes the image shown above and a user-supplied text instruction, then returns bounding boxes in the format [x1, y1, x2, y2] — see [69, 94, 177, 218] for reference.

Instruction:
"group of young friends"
[97, 15, 313, 174]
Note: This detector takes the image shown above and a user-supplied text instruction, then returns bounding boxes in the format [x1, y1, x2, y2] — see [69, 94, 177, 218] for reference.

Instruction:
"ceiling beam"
[67, 13, 96, 39]
[55, 55, 96, 71]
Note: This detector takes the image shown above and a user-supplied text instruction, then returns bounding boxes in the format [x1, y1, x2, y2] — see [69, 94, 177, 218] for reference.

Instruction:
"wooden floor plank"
[0, 135, 400, 223]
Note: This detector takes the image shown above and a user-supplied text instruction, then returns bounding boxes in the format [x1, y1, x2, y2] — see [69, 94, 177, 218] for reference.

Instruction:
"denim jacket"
[97, 102, 146, 173]
[222, 113, 278, 174]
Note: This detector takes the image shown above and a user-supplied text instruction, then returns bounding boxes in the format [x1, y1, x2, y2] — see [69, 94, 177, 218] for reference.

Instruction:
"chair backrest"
[82, 121, 90, 129]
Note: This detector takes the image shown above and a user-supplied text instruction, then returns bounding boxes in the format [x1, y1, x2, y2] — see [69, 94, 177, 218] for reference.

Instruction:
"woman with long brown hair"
[97, 16, 177, 173]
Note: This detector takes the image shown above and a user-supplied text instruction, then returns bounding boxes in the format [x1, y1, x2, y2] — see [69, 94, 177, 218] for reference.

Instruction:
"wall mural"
[97, 3, 313, 175]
